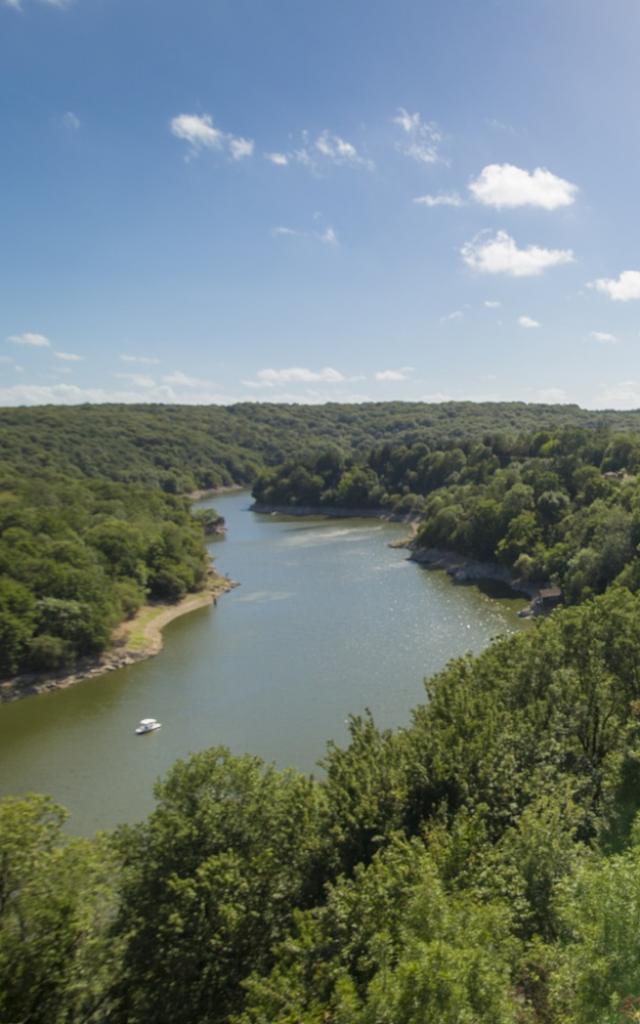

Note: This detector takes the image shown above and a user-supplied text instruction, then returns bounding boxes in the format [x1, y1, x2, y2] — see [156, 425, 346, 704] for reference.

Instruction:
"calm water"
[0, 492, 527, 834]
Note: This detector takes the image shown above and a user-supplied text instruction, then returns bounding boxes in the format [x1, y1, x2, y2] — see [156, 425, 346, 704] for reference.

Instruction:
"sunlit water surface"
[0, 491, 527, 833]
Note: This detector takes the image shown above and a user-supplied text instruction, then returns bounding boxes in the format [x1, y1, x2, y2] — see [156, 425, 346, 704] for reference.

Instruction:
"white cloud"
[0, 379, 376, 406]
[114, 372, 156, 388]
[292, 143, 314, 168]
[0, 355, 13, 364]
[313, 130, 372, 169]
[162, 370, 212, 388]
[7, 332, 51, 347]
[469, 164, 578, 210]
[421, 392, 453, 403]
[595, 381, 640, 409]
[461, 230, 575, 277]
[120, 354, 160, 365]
[484, 300, 502, 308]
[518, 316, 541, 328]
[590, 331, 619, 344]
[170, 114, 223, 151]
[393, 108, 444, 164]
[265, 152, 288, 166]
[284, 130, 372, 172]
[375, 367, 413, 381]
[245, 387, 371, 404]
[54, 350, 83, 361]
[319, 226, 338, 246]
[62, 111, 80, 131]
[413, 192, 464, 207]
[228, 136, 254, 160]
[272, 224, 339, 246]
[170, 113, 254, 162]
[254, 366, 346, 386]
[537, 387, 569, 403]
[589, 271, 640, 302]
[0, 383, 242, 407]
[271, 129, 372, 173]
[2, 0, 72, 9]
[440, 311, 463, 322]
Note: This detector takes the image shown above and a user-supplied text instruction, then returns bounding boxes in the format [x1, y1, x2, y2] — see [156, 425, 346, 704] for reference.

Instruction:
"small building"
[537, 586, 563, 611]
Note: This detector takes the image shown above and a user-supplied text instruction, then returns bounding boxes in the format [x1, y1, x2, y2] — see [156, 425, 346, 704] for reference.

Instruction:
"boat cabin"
[135, 718, 162, 735]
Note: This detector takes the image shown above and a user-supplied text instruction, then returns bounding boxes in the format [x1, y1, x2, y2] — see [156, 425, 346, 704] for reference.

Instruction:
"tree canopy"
[6, 400, 640, 1020]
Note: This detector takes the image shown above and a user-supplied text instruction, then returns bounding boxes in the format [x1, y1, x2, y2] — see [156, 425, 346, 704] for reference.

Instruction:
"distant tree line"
[4, 400, 640, 493]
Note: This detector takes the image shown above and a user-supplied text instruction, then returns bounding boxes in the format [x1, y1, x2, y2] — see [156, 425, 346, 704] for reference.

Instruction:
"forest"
[0, 471, 209, 676]
[7, 400, 636, 678]
[6, 587, 640, 1023]
[4, 400, 640, 493]
[6, 400, 640, 1021]
[253, 425, 640, 604]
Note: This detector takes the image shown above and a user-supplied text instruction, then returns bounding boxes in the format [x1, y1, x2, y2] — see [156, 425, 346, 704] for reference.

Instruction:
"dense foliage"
[0, 472, 208, 676]
[7, 400, 640, 678]
[8, 401, 640, 1019]
[6, 589, 640, 1021]
[253, 426, 640, 603]
[4, 401, 640, 493]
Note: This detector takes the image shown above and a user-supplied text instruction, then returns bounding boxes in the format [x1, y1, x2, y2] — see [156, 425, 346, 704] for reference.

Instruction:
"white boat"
[135, 718, 162, 735]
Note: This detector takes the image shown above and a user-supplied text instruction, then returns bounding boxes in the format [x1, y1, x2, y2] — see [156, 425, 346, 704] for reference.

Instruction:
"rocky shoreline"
[0, 571, 238, 704]
[408, 545, 538, 600]
[254, 502, 547, 610]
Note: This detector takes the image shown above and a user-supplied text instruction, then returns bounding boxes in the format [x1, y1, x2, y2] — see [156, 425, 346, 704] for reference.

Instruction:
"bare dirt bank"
[0, 572, 238, 704]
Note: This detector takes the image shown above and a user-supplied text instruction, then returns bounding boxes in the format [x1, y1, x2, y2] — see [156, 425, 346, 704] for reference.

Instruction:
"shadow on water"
[415, 564, 528, 606]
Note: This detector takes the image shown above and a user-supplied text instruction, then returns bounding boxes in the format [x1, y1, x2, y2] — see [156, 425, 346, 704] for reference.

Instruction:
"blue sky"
[2, 0, 640, 408]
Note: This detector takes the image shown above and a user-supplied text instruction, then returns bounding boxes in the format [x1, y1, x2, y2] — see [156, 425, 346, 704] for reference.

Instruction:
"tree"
[110, 748, 327, 1024]
[0, 794, 121, 1024]
[0, 576, 36, 675]
[553, 821, 640, 1023]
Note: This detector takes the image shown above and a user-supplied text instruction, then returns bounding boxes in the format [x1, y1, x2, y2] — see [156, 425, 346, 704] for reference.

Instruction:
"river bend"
[0, 491, 526, 833]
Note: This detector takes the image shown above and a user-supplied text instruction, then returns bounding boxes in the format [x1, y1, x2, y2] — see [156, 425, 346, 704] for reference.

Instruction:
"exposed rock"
[409, 545, 537, 599]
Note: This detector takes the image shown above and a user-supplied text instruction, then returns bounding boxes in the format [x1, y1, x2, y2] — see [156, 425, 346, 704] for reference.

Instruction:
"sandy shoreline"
[0, 572, 238, 704]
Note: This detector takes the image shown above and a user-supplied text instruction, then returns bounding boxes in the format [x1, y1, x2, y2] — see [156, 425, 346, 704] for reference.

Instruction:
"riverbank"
[252, 502, 534, 604]
[250, 501, 417, 523]
[188, 484, 246, 501]
[408, 545, 537, 599]
[0, 571, 238, 704]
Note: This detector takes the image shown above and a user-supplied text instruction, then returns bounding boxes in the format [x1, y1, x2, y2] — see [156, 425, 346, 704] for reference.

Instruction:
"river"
[0, 491, 527, 834]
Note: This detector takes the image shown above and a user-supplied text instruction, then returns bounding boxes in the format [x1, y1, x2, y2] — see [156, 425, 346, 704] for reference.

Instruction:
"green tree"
[111, 748, 327, 1024]
[0, 794, 121, 1024]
